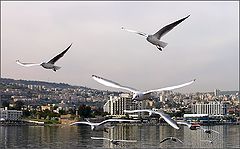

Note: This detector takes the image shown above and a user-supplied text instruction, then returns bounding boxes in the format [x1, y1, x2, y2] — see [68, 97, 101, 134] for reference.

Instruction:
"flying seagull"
[200, 139, 214, 144]
[122, 15, 190, 51]
[92, 75, 195, 101]
[160, 137, 184, 144]
[70, 119, 139, 131]
[16, 43, 72, 72]
[124, 109, 179, 129]
[91, 137, 137, 145]
[199, 127, 220, 135]
[177, 121, 221, 135]
[177, 121, 200, 130]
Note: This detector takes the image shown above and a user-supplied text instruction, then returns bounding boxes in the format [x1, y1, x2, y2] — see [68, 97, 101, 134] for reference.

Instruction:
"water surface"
[0, 125, 239, 148]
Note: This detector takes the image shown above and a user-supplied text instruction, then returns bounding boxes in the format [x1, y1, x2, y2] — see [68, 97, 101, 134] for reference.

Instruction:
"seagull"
[177, 121, 220, 135]
[124, 109, 179, 129]
[91, 137, 137, 145]
[92, 75, 195, 101]
[200, 139, 214, 144]
[160, 137, 183, 144]
[122, 15, 190, 51]
[16, 43, 72, 72]
[70, 119, 139, 131]
[199, 127, 220, 135]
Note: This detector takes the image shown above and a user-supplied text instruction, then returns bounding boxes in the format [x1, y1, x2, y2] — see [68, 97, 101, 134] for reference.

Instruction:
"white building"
[191, 101, 227, 116]
[0, 107, 23, 121]
[103, 93, 133, 117]
[103, 93, 154, 118]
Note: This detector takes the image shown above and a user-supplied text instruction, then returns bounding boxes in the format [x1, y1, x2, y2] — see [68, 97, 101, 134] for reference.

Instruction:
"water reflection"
[0, 125, 239, 148]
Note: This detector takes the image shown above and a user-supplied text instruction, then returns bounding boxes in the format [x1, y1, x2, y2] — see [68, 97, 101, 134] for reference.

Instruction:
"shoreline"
[1, 121, 239, 127]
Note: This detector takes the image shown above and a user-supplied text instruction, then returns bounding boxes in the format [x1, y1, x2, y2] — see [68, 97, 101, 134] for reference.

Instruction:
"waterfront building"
[191, 101, 227, 116]
[0, 107, 23, 121]
[103, 93, 133, 117]
[183, 114, 209, 123]
[103, 93, 153, 118]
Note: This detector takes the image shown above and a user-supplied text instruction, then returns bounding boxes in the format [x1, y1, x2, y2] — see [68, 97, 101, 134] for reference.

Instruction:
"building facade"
[103, 93, 154, 118]
[191, 101, 227, 116]
[103, 93, 133, 117]
[0, 107, 23, 121]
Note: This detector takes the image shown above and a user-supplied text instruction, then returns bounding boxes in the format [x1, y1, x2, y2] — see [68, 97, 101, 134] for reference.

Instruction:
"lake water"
[0, 125, 239, 148]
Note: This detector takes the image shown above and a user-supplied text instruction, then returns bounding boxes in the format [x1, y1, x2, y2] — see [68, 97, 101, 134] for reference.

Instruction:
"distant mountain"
[0, 77, 120, 94]
[0, 78, 72, 89]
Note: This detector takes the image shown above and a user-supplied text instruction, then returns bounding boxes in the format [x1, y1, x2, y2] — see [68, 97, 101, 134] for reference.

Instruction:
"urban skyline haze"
[1, 1, 239, 93]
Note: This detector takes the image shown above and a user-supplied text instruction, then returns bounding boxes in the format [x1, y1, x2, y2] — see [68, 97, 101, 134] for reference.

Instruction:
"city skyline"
[1, 2, 239, 93]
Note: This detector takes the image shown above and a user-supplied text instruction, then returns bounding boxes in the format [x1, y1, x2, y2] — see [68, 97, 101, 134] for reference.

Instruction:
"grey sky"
[1, 1, 239, 93]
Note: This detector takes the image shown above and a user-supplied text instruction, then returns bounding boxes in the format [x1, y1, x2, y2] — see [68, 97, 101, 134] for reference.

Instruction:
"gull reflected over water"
[124, 109, 179, 129]
[160, 137, 184, 144]
[70, 119, 138, 132]
[177, 121, 221, 135]
[91, 137, 137, 146]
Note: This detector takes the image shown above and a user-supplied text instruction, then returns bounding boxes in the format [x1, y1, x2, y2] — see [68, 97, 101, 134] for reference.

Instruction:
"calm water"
[0, 125, 240, 148]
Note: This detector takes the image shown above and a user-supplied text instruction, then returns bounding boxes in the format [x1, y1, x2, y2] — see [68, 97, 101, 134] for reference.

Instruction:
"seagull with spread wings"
[177, 121, 221, 135]
[124, 109, 179, 129]
[70, 119, 139, 131]
[160, 137, 184, 144]
[16, 43, 72, 72]
[91, 137, 137, 145]
[122, 15, 190, 51]
[92, 75, 195, 101]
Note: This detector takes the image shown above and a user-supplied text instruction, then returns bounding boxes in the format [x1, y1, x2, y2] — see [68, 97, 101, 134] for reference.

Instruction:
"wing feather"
[115, 140, 137, 143]
[47, 43, 72, 64]
[143, 79, 196, 95]
[70, 121, 91, 126]
[121, 27, 148, 37]
[124, 109, 179, 129]
[91, 137, 110, 141]
[160, 138, 170, 143]
[92, 75, 138, 93]
[16, 60, 41, 67]
[153, 15, 190, 39]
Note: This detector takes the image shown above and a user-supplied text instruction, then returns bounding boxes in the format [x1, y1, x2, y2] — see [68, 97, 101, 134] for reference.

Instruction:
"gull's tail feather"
[53, 66, 61, 71]
[159, 41, 168, 48]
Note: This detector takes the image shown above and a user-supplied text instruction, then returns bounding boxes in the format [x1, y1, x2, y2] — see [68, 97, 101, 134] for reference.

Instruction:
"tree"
[23, 110, 31, 117]
[79, 104, 92, 118]
[1, 100, 9, 108]
[15, 100, 24, 110]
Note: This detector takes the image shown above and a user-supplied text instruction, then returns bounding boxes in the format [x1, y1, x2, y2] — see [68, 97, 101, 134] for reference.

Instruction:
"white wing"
[124, 109, 152, 113]
[177, 121, 192, 128]
[121, 27, 148, 37]
[200, 140, 212, 143]
[70, 121, 92, 126]
[91, 137, 110, 141]
[100, 119, 139, 125]
[92, 75, 139, 93]
[210, 129, 220, 134]
[124, 109, 179, 129]
[200, 127, 220, 134]
[16, 60, 41, 67]
[124, 109, 153, 116]
[153, 110, 179, 130]
[143, 79, 196, 95]
[115, 140, 137, 143]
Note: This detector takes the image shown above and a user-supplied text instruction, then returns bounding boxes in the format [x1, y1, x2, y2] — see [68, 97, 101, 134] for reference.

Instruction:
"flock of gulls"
[15, 15, 221, 147]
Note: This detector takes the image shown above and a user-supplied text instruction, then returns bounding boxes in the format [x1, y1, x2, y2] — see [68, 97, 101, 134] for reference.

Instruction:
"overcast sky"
[1, 1, 239, 93]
